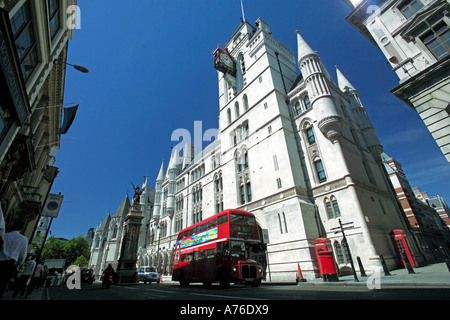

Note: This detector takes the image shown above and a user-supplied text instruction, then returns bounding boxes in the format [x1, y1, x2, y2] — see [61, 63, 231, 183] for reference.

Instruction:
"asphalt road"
[6, 282, 447, 318]
[38, 281, 450, 301]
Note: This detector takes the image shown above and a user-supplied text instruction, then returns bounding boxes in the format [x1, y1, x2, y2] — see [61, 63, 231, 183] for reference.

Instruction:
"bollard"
[356, 256, 367, 277]
[401, 250, 415, 274]
[379, 254, 391, 276]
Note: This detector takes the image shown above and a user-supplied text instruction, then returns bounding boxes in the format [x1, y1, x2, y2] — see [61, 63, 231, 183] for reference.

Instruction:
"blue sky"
[50, 0, 450, 239]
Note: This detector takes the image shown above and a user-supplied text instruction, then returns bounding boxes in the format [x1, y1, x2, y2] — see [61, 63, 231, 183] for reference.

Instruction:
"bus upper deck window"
[218, 214, 228, 225]
[208, 219, 217, 229]
[230, 214, 243, 224]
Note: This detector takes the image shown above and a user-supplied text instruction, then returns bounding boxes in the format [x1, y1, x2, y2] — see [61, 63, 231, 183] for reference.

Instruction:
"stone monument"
[117, 201, 144, 283]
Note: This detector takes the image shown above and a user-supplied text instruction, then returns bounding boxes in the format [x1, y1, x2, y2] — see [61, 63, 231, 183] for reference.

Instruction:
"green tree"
[63, 236, 90, 266]
[40, 236, 65, 261]
[40, 235, 91, 266]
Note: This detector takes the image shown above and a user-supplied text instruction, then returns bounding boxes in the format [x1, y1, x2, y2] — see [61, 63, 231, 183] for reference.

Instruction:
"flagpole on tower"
[240, 0, 246, 22]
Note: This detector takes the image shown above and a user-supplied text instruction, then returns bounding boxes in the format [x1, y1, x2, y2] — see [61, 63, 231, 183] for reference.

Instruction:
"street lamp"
[53, 59, 89, 73]
[66, 62, 89, 74]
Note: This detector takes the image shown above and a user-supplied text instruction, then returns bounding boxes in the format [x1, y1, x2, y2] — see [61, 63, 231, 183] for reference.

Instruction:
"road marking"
[143, 288, 175, 294]
[189, 293, 268, 300]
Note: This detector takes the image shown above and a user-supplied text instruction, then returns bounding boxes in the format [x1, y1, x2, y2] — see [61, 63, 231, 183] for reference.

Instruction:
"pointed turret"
[296, 30, 315, 65]
[166, 149, 181, 215]
[335, 65, 356, 93]
[156, 161, 165, 182]
[336, 66, 383, 157]
[153, 161, 165, 217]
[296, 29, 343, 143]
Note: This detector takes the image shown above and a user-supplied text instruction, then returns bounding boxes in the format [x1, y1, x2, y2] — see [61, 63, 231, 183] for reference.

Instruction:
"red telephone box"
[314, 238, 339, 282]
[389, 230, 417, 267]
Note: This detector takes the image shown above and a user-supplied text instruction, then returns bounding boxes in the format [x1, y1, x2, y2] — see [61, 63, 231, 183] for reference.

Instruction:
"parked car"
[138, 266, 160, 284]
[80, 268, 95, 284]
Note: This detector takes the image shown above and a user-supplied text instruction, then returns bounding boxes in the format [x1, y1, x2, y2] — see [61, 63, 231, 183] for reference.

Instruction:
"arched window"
[304, 95, 311, 110]
[278, 213, 283, 234]
[112, 224, 118, 238]
[314, 159, 326, 183]
[324, 196, 341, 219]
[334, 241, 346, 265]
[235, 101, 240, 118]
[306, 127, 316, 145]
[243, 94, 249, 111]
[227, 108, 232, 125]
[294, 101, 302, 115]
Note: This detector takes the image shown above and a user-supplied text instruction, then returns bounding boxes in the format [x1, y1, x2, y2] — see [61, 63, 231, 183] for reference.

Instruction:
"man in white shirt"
[0, 221, 28, 299]
[13, 255, 36, 298]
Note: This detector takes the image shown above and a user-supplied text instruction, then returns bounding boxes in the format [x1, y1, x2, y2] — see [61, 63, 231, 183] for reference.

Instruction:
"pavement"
[296, 261, 450, 288]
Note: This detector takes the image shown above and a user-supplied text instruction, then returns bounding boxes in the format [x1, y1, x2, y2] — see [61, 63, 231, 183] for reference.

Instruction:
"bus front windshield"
[230, 241, 246, 257]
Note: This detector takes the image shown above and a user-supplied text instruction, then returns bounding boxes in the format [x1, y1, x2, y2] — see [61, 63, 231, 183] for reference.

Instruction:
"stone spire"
[296, 29, 343, 143]
[296, 30, 315, 66]
[335, 65, 356, 93]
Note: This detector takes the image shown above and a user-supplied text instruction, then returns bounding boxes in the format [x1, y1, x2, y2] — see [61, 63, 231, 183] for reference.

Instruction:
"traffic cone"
[297, 263, 307, 282]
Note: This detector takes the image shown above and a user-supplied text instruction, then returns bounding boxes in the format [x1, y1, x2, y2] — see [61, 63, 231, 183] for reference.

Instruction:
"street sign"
[41, 193, 64, 218]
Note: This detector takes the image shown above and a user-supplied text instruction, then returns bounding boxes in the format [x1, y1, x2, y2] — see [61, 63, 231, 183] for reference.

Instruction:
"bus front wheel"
[179, 273, 189, 287]
[252, 279, 262, 287]
[218, 269, 230, 288]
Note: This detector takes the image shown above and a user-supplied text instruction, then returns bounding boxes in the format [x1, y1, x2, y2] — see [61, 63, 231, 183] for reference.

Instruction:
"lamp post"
[66, 62, 89, 74]
[53, 59, 89, 74]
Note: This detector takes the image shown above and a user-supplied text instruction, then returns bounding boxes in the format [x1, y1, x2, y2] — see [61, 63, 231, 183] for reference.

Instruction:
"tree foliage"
[40, 235, 91, 266]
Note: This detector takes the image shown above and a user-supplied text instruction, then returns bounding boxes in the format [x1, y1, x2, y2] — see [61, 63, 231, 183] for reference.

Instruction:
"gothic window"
[240, 55, 246, 74]
[278, 212, 288, 234]
[214, 172, 223, 214]
[112, 225, 118, 239]
[235, 147, 252, 204]
[192, 184, 202, 224]
[399, 0, 423, 19]
[273, 155, 279, 171]
[325, 197, 341, 219]
[48, 0, 61, 40]
[314, 159, 327, 183]
[294, 101, 302, 115]
[227, 108, 232, 125]
[420, 21, 450, 61]
[175, 196, 184, 232]
[282, 212, 288, 233]
[278, 213, 283, 234]
[306, 127, 316, 145]
[11, 1, 38, 82]
[243, 94, 249, 112]
[239, 184, 246, 204]
[334, 241, 346, 265]
[304, 95, 312, 110]
[235, 102, 240, 118]
[276, 178, 282, 189]
[243, 120, 249, 138]
[246, 182, 252, 202]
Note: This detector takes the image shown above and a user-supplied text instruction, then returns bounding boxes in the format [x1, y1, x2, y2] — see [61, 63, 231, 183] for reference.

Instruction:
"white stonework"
[345, 0, 450, 162]
[91, 18, 425, 282]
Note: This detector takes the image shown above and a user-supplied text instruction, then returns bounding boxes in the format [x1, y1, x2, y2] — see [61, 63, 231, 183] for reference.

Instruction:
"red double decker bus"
[172, 209, 264, 287]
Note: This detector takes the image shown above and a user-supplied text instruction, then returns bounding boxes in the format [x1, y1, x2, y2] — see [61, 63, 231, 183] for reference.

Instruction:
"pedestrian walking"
[13, 255, 36, 298]
[25, 259, 44, 297]
[0, 221, 28, 299]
